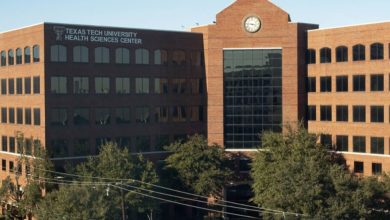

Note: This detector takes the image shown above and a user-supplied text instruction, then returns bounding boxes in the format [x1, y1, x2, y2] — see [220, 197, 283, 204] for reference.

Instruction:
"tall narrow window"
[336, 76, 348, 92]
[1, 108, 7, 123]
[0, 51, 6, 66]
[353, 75, 365, 91]
[370, 43, 384, 60]
[353, 44, 365, 61]
[50, 77, 67, 94]
[8, 49, 14, 65]
[50, 45, 67, 62]
[33, 76, 40, 94]
[1, 79, 6, 95]
[95, 47, 110, 63]
[9, 108, 15, 124]
[320, 76, 331, 92]
[16, 108, 23, 124]
[25, 108, 31, 125]
[73, 77, 89, 94]
[73, 46, 89, 63]
[307, 49, 316, 64]
[33, 108, 40, 125]
[320, 47, 331, 63]
[135, 49, 149, 64]
[33, 45, 40, 62]
[8, 79, 14, 95]
[336, 46, 348, 62]
[16, 78, 22, 94]
[115, 48, 130, 64]
[154, 49, 168, 65]
[24, 77, 31, 94]
[307, 77, 316, 92]
[172, 50, 186, 65]
[307, 106, 316, 121]
[15, 48, 22, 64]
[94, 77, 110, 94]
[24, 47, 31, 64]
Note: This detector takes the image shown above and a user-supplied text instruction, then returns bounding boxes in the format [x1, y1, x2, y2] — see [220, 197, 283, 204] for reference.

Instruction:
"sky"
[1, 0, 390, 33]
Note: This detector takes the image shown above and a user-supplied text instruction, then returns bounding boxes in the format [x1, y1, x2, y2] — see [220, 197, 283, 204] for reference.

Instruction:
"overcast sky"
[1, 0, 390, 32]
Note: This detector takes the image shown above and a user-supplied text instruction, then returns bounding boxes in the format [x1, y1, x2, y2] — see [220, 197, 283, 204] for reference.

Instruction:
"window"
[115, 108, 130, 124]
[95, 77, 110, 94]
[336, 135, 348, 151]
[73, 46, 89, 63]
[16, 108, 23, 124]
[336, 46, 348, 62]
[16, 48, 22, 64]
[24, 77, 31, 94]
[33, 45, 40, 62]
[172, 79, 186, 94]
[8, 79, 14, 95]
[16, 78, 22, 94]
[9, 108, 15, 124]
[189, 79, 203, 95]
[135, 78, 149, 94]
[191, 51, 202, 66]
[353, 136, 366, 153]
[371, 137, 384, 154]
[307, 106, 316, 121]
[115, 48, 130, 64]
[320, 76, 331, 92]
[135, 136, 151, 152]
[353, 75, 365, 91]
[33, 76, 40, 94]
[1, 160, 5, 171]
[370, 43, 384, 60]
[371, 106, 384, 123]
[353, 106, 365, 122]
[73, 77, 89, 94]
[9, 161, 14, 173]
[95, 108, 111, 125]
[370, 74, 384, 91]
[172, 106, 187, 122]
[172, 50, 186, 65]
[50, 45, 67, 62]
[8, 49, 14, 65]
[50, 139, 68, 157]
[135, 107, 150, 123]
[73, 108, 89, 125]
[50, 108, 68, 126]
[154, 107, 168, 122]
[24, 47, 31, 64]
[155, 135, 170, 151]
[336, 106, 348, 122]
[1, 79, 6, 95]
[189, 106, 202, 122]
[307, 77, 316, 92]
[353, 44, 365, 61]
[372, 163, 382, 175]
[51, 76, 67, 94]
[9, 137, 15, 153]
[320, 47, 331, 63]
[320, 134, 332, 149]
[95, 47, 109, 63]
[307, 49, 316, 64]
[354, 161, 364, 173]
[336, 76, 348, 92]
[33, 108, 40, 125]
[154, 49, 168, 65]
[154, 78, 168, 94]
[0, 51, 5, 66]
[73, 139, 90, 156]
[135, 48, 149, 64]
[25, 108, 31, 125]
[1, 108, 6, 123]
[115, 77, 130, 94]
[2, 136, 7, 152]
[320, 106, 332, 121]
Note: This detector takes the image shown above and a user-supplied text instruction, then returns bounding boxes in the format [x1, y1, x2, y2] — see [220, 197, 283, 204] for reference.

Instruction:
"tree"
[251, 125, 390, 219]
[164, 134, 232, 197]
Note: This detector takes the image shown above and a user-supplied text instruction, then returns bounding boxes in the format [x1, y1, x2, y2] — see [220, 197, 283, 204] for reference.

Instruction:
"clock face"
[244, 16, 261, 33]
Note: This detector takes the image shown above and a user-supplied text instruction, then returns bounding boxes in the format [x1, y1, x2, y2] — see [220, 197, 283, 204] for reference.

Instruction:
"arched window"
[24, 47, 31, 64]
[353, 44, 365, 61]
[115, 48, 130, 64]
[135, 49, 149, 64]
[95, 47, 109, 63]
[33, 45, 40, 62]
[336, 46, 348, 62]
[8, 49, 14, 65]
[370, 43, 383, 60]
[172, 50, 186, 65]
[15, 48, 22, 64]
[0, 51, 6, 66]
[51, 45, 67, 62]
[154, 49, 167, 65]
[307, 49, 316, 64]
[73, 46, 89, 63]
[320, 47, 331, 63]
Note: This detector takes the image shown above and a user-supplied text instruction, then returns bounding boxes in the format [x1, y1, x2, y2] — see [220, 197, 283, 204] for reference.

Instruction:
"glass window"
[115, 77, 130, 94]
[307, 106, 316, 121]
[320, 47, 331, 63]
[73, 46, 89, 63]
[95, 77, 110, 94]
[9, 108, 15, 124]
[353, 106, 366, 122]
[135, 78, 149, 94]
[135, 48, 149, 64]
[354, 161, 364, 173]
[135, 107, 150, 123]
[189, 106, 200, 122]
[307, 77, 316, 92]
[33, 76, 40, 94]
[73, 108, 89, 125]
[372, 163, 382, 175]
[320, 76, 331, 92]
[1, 159, 5, 171]
[115, 136, 130, 150]
[9, 161, 14, 173]
[73, 77, 89, 94]
[16, 78, 22, 94]
[1, 107, 7, 123]
[336, 76, 348, 92]
[135, 136, 151, 152]
[50, 108, 68, 126]
[0, 51, 6, 66]
[94, 47, 110, 63]
[191, 51, 202, 66]
[320, 134, 332, 149]
[353, 44, 365, 61]
[320, 105, 332, 121]
[24, 47, 31, 64]
[189, 79, 203, 95]
[336, 46, 348, 62]
[336, 105, 348, 122]
[353, 75, 365, 91]
[115, 48, 130, 64]
[50, 139, 68, 157]
[172, 106, 187, 122]
[307, 49, 316, 64]
[1, 79, 6, 95]
[155, 135, 170, 151]
[95, 108, 110, 125]
[172, 50, 186, 65]
[33, 108, 40, 125]
[370, 74, 384, 91]
[24, 77, 31, 94]
[370, 43, 384, 60]
[172, 79, 186, 94]
[73, 139, 90, 156]
[9, 137, 15, 153]
[154, 49, 168, 65]
[25, 108, 31, 125]
[16, 48, 22, 64]
[371, 137, 384, 154]
[154, 107, 168, 122]
[115, 108, 130, 124]
[336, 135, 348, 151]
[8, 79, 14, 95]
[154, 78, 168, 94]
[33, 45, 40, 62]
[50, 45, 67, 62]
[51, 76, 67, 94]
[2, 136, 7, 152]
[371, 106, 384, 123]
[16, 108, 23, 124]
[8, 49, 14, 65]
[353, 136, 366, 153]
